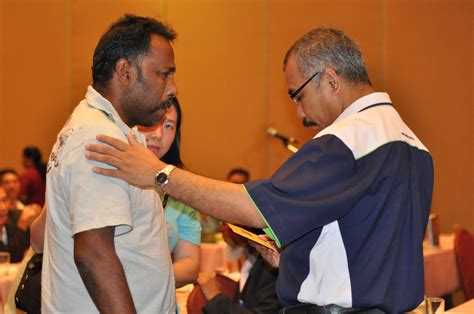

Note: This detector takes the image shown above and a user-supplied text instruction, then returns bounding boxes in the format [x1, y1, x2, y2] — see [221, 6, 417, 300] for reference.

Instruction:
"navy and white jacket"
[245, 92, 434, 313]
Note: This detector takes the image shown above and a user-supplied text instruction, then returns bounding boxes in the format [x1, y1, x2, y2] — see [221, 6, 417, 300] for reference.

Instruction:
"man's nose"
[165, 75, 178, 99]
[296, 104, 305, 119]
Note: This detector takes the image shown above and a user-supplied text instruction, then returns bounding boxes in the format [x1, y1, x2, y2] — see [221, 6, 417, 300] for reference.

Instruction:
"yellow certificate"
[227, 223, 276, 251]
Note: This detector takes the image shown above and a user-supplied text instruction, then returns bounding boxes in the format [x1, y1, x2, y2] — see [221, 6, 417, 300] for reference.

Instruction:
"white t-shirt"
[42, 86, 175, 313]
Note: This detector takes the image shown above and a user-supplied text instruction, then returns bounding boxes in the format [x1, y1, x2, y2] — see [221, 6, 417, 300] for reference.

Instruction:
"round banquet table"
[199, 241, 227, 274]
[423, 233, 461, 297]
[0, 263, 20, 310]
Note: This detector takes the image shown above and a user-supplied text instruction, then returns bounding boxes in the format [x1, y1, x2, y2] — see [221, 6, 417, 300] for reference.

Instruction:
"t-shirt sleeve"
[244, 135, 367, 247]
[63, 125, 132, 237]
[177, 204, 202, 246]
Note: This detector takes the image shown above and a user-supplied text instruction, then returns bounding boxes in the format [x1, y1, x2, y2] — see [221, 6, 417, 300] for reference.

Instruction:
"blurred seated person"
[0, 169, 41, 231]
[20, 146, 46, 206]
[0, 186, 31, 262]
[138, 97, 201, 288]
[201, 169, 250, 244]
[200, 213, 222, 243]
[196, 224, 281, 314]
[0, 169, 25, 210]
[1, 170, 42, 230]
[226, 168, 250, 185]
[3, 205, 46, 314]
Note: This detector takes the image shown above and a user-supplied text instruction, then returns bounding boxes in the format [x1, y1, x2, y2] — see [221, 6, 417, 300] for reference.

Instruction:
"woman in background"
[20, 147, 46, 206]
[138, 98, 201, 288]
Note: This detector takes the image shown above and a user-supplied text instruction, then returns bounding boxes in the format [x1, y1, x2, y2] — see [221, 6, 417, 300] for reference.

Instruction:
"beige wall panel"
[0, 3, 4, 163]
[0, 0, 72, 172]
[385, 0, 473, 232]
[268, 0, 384, 174]
[0, 0, 471, 232]
[70, 0, 166, 107]
[166, 0, 269, 180]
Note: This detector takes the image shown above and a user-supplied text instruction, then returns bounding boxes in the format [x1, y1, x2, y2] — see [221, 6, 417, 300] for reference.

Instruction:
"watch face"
[156, 172, 168, 184]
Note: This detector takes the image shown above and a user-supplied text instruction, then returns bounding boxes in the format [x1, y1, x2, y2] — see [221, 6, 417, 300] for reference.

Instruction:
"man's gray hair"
[284, 27, 371, 85]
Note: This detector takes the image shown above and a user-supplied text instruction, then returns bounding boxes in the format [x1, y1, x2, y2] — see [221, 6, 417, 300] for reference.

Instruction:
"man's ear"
[324, 68, 340, 93]
[115, 59, 132, 87]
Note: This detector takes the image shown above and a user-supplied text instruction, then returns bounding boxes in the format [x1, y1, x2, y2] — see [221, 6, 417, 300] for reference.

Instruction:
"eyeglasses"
[289, 70, 322, 104]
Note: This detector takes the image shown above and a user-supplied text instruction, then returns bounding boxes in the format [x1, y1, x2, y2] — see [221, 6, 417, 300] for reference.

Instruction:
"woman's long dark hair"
[23, 146, 47, 182]
[160, 98, 184, 168]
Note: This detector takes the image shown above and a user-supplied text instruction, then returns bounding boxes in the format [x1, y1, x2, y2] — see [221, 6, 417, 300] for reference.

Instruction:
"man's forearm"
[74, 227, 136, 314]
[85, 134, 266, 228]
[164, 168, 265, 228]
[105, 149, 265, 227]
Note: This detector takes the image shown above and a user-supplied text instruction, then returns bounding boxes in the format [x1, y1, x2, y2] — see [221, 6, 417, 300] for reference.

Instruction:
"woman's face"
[138, 105, 178, 158]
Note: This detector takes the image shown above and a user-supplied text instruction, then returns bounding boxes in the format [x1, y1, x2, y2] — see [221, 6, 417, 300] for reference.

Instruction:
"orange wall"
[0, 0, 472, 232]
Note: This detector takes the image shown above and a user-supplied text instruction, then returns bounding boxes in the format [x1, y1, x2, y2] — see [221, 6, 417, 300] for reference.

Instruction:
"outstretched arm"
[86, 133, 265, 228]
[17, 203, 42, 231]
[30, 205, 46, 253]
[172, 239, 200, 288]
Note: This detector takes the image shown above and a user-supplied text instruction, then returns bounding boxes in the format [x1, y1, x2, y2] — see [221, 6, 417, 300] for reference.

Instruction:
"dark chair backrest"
[454, 227, 474, 300]
[187, 273, 238, 314]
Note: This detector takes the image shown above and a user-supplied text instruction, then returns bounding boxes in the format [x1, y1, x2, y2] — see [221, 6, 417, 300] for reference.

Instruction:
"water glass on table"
[0, 252, 10, 264]
[0, 252, 11, 277]
[425, 297, 445, 313]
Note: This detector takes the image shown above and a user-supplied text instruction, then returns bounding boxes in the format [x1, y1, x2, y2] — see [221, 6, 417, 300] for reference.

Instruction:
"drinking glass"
[0, 252, 10, 264]
[0, 252, 11, 277]
[425, 297, 445, 314]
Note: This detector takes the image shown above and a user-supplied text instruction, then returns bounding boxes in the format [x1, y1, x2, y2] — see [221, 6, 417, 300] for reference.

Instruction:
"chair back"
[187, 273, 238, 314]
[454, 227, 474, 300]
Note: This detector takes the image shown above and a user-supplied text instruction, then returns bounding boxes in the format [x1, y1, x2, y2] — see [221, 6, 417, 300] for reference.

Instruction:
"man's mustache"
[157, 97, 178, 112]
[303, 117, 317, 128]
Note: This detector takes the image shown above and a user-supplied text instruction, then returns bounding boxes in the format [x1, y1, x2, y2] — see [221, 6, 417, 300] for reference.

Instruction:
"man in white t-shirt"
[42, 14, 178, 313]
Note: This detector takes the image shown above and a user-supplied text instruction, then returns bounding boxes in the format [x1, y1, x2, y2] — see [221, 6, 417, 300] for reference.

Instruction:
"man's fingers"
[92, 167, 122, 179]
[127, 132, 141, 147]
[96, 134, 129, 151]
[249, 240, 280, 268]
[85, 151, 122, 168]
[249, 241, 268, 254]
[86, 143, 120, 157]
[258, 234, 272, 242]
[86, 151, 129, 174]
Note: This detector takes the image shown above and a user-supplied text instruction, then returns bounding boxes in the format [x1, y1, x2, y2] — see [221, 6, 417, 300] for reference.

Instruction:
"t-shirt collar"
[334, 92, 392, 124]
[85, 85, 146, 145]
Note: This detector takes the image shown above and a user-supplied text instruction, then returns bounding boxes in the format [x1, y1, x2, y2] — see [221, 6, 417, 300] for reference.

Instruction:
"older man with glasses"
[86, 27, 434, 314]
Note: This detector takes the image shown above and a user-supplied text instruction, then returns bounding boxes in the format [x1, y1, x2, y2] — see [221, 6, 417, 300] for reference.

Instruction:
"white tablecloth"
[446, 299, 474, 313]
[199, 241, 227, 274]
[0, 264, 20, 309]
[423, 234, 461, 297]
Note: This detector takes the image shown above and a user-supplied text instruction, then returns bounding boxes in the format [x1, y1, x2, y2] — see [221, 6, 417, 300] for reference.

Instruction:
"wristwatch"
[155, 164, 176, 193]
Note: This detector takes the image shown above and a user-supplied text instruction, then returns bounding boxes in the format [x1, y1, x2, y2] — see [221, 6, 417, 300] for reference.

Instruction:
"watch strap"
[155, 164, 176, 192]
